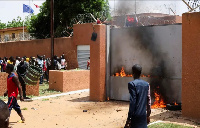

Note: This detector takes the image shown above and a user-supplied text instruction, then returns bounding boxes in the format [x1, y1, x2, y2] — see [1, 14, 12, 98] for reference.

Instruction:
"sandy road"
[8, 90, 199, 128]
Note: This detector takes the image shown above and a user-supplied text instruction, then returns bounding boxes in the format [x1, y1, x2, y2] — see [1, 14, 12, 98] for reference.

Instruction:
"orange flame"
[115, 73, 120, 76]
[174, 102, 178, 106]
[120, 67, 126, 77]
[151, 92, 166, 109]
[113, 67, 166, 109]
[113, 67, 151, 77]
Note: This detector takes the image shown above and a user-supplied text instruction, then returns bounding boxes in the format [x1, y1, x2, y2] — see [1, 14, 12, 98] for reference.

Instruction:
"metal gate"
[77, 45, 90, 69]
[106, 24, 182, 103]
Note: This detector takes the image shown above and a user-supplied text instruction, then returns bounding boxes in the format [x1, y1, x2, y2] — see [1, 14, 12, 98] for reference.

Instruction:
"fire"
[113, 67, 166, 109]
[120, 67, 126, 77]
[115, 73, 120, 76]
[174, 102, 178, 106]
[113, 67, 150, 77]
[151, 92, 166, 109]
[115, 67, 131, 77]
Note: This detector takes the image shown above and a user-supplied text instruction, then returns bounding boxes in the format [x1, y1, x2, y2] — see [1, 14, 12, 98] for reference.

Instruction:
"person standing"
[2, 58, 7, 72]
[0, 57, 2, 72]
[4, 64, 25, 123]
[57, 57, 61, 70]
[43, 57, 49, 82]
[25, 58, 30, 66]
[37, 55, 44, 84]
[124, 64, 151, 128]
[14, 56, 20, 72]
[87, 57, 90, 69]
[61, 54, 66, 70]
[17, 58, 28, 99]
[46, 58, 51, 75]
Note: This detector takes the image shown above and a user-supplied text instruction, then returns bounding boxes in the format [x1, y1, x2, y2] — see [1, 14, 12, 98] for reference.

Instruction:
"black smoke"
[134, 26, 175, 104]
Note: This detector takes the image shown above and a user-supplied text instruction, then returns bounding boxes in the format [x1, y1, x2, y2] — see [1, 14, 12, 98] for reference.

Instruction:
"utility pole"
[51, 0, 54, 69]
[114, 0, 115, 15]
[135, 0, 136, 14]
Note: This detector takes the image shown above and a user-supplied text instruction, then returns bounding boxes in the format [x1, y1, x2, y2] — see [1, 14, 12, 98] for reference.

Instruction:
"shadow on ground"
[69, 96, 90, 102]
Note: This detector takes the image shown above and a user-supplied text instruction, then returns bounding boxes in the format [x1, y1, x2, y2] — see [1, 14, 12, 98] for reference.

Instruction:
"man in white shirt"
[60, 54, 66, 70]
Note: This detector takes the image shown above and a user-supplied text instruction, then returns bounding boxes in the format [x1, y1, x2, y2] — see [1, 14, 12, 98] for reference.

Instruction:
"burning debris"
[151, 91, 166, 109]
[113, 67, 151, 78]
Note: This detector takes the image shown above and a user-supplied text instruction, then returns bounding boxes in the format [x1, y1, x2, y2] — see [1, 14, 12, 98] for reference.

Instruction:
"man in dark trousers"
[17, 57, 28, 99]
[4, 64, 25, 124]
[125, 64, 151, 128]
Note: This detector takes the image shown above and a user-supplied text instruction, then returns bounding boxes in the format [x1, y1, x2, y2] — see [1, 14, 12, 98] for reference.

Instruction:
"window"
[12, 33, 15, 39]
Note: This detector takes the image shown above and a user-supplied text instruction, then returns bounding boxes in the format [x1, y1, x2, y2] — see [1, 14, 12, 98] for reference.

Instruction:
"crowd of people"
[0, 54, 67, 85]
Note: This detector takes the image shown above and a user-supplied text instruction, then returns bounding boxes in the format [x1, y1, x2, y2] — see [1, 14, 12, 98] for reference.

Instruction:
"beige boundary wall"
[49, 70, 90, 92]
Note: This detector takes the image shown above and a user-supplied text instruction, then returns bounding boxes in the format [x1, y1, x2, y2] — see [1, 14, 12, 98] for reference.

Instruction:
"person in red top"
[4, 64, 25, 122]
[43, 58, 49, 82]
[97, 18, 101, 24]
[87, 57, 90, 69]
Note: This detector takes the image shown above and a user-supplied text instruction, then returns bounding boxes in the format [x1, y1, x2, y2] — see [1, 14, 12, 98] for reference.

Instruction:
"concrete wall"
[0, 72, 7, 96]
[74, 24, 107, 101]
[182, 12, 200, 119]
[0, 37, 78, 69]
[0, 23, 107, 101]
[90, 25, 106, 101]
[49, 70, 90, 92]
[0, 72, 39, 96]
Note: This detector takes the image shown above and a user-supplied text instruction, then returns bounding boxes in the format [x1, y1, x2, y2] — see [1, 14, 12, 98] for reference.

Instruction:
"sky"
[0, 0, 191, 23]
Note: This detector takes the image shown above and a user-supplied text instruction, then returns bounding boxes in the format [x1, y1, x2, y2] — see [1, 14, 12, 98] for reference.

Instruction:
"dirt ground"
[9, 90, 200, 128]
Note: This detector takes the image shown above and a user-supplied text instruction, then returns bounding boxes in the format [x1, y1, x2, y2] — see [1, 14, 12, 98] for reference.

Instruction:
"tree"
[0, 21, 7, 29]
[27, 0, 110, 39]
[0, 16, 31, 29]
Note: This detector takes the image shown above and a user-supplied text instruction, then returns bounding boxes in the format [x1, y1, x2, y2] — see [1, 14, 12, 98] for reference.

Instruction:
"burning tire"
[166, 103, 182, 111]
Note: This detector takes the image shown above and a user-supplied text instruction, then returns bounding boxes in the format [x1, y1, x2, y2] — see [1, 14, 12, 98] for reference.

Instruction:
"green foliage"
[0, 16, 31, 29]
[0, 21, 6, 29]
[39, 83, 61, 96]
[148, 123, 193, 128]
[28, 0, 110, 39]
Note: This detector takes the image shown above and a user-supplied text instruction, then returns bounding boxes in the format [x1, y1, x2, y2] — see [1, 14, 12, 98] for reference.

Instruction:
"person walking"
[17, 58, 28, 99]
[4, 64, 25, 123]
[124, 64, 151, 128]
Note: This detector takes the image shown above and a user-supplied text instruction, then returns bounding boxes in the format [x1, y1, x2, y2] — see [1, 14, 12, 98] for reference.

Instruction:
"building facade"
[112, 13, 182, 28]
[0, 27, 30, 43]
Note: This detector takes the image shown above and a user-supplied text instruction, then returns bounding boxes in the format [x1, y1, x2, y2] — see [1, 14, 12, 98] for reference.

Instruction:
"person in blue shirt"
[125, 64, 151, 128]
